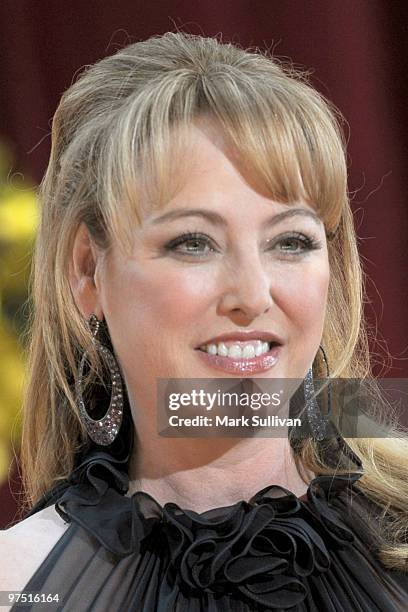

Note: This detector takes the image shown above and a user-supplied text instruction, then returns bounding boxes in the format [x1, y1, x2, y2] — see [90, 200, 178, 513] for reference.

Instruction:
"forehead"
[140, 117, 319, 223]
[109, 108, 342, 254]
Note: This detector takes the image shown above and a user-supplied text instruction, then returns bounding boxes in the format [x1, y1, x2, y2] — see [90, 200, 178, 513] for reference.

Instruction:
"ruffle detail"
[55, 443, 364, 609]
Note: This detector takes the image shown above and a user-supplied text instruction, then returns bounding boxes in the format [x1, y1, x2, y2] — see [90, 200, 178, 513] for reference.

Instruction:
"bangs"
[99, 65, 348, 252]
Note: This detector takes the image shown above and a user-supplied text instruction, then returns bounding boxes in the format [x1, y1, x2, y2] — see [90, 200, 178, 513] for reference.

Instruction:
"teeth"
[228, 345, 242, 359]
[218, 343, 229, 357]
[255, 342, 266, 357]
[242, 344, 256, 358]
[202, 340, 272, 358]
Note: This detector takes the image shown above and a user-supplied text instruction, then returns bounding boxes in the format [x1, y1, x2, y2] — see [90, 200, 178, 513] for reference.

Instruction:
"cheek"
[283, 264, 330, 331]
[102, 263, 213, 344]
[150, 268, 213, 321]
[137, 273, 209, 327]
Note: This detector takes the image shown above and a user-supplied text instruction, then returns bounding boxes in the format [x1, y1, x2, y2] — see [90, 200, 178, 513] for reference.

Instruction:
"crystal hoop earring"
[76, 314, 124, 446]
[303, 344, 331, 441]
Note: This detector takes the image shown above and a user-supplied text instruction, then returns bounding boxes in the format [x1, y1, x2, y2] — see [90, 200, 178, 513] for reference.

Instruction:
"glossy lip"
[196, 344, 281, 375]
[195, 330, 284, 349]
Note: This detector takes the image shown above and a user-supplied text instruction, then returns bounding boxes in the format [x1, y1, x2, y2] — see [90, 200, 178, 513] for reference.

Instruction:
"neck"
[126, 435, 313, 513]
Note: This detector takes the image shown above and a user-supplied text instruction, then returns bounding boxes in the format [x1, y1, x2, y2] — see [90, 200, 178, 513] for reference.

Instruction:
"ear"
[69, 222, 104, 320]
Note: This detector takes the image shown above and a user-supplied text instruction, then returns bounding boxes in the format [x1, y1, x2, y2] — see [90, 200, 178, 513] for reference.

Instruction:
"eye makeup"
[163, 229, 323, 258]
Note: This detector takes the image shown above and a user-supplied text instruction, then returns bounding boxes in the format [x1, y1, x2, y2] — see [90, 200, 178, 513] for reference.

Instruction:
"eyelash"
[164, 230, 323, 258]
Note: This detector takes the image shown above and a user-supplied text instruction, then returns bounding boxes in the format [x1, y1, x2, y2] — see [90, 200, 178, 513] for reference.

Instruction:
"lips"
[196, 343, 281, 374]
[195, 330, 284, 349]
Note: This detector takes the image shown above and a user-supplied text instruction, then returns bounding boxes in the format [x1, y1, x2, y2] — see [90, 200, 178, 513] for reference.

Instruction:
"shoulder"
[0, 505, 70, 598]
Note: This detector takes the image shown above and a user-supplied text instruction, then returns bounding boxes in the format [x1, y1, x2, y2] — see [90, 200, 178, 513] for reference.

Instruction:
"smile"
[198, 340, 275, 359]
[195, 342, 281, 375]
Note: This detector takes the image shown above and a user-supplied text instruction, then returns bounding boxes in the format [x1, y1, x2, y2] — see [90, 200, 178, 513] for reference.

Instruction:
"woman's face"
[83, 119, 330, 417]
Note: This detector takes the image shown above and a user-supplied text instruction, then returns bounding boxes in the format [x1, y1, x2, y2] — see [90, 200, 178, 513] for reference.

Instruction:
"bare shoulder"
[0, 505, 70, 599]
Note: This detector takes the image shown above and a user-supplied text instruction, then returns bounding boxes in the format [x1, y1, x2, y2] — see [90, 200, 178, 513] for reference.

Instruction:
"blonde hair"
[20, 31, 407, 571]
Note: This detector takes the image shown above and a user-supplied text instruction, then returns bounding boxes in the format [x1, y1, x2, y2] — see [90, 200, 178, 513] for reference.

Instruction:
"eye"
[163, 230, 323, 259]
[273, 232, 323, 255]
[164, 232, 216, 256]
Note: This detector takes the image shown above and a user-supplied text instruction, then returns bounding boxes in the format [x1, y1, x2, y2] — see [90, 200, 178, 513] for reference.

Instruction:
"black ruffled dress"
[12, 432, 408, 611]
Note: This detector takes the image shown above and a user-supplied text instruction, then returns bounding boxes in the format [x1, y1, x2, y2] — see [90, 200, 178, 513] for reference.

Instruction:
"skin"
[69, 117, 330, 512]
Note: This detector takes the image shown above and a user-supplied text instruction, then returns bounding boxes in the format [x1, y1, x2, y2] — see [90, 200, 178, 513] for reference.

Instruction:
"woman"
[2, 31, 408, 611]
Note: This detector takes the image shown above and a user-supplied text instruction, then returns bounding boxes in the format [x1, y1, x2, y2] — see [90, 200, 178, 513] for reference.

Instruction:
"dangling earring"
[303, 345, 331, 441]
[75, 314, 124, 445]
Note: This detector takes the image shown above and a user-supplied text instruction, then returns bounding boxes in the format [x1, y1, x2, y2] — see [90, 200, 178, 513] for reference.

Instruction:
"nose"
[217, 255, 274, 321]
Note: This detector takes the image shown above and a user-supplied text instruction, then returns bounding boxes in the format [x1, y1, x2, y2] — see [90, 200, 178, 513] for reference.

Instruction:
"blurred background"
[1, 1, 407, 528]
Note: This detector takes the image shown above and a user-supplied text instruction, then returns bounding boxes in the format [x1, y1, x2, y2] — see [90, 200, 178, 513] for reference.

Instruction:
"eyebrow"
[150, 207, 323, 229]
